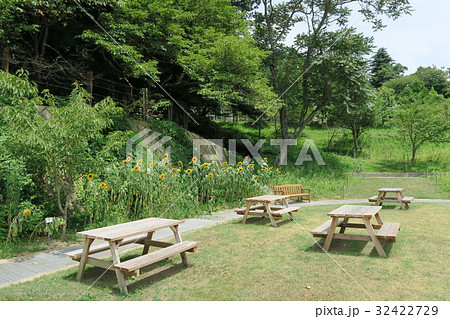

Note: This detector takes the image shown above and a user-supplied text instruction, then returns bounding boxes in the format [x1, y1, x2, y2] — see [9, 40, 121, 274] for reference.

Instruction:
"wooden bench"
[235, 206, 299, 218]
[66, 235, 148, 261]
[376, 222, 401, 242]
[311, 219, 344, 237]
[368, 196, 414, 203]
[116, 241, 198, 272]
[274, 184, 311, 202]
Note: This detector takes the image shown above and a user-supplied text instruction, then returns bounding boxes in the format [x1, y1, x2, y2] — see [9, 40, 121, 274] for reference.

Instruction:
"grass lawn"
[0, 203, 448, 301]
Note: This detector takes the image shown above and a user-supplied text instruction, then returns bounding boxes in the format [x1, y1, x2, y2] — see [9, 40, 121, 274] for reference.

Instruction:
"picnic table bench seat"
[274, 184, 311, 202]
[67, 235, 148, 261]
[116, 241, 198, 272]
[235, 206, 299, 218]
[375, 222, 401, 242]
[368, 196, 414, 203]
[311, 219, 344, 237]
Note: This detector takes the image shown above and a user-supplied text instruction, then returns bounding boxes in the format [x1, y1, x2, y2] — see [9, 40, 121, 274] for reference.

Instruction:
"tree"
[0, 70, 121, 239]
[393, 83, 449, 166]
[370, 47, 407, 88]
[373, 86, 397, 126]
[414, 66, 450, 97]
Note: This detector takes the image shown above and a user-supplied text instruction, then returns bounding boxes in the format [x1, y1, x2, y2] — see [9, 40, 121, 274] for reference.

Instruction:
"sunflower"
[178, 161, 183, 166]
[191, 156, 198, 163]
[237, 161, 242, 166]
[159, 174, 165, 179]
[203, 163, 210, 168]
[133, 166, 141, 172]
[22, 209, 31, 217]
[171, 168, 176, 173]
[276, 168, 279, 172]
[126, 156, 131, 162]
[249, 164, 254, 168]
[238, 167, 244, 172]
[253, 175, 259, 180]
[264, 167, 269, 171]
[186, 169, 193, 174]
[244, 156, 249, 161]
[104, 186, 108, 191]
[216, 206, 220, 210]
[163, 153, 169, 159]
[87, 173, 94, 180]
[162, 184, 167, 189]
[177, 169, 181, 172]
[264, 157, 268, 162]
[207, 173, 214, 178]
[138, 160, 143, 165]
[149, 162, 155, 169]
[222, 161, 228, 166]
[224, 170, 229, 174]
[100, 183, 107, 188]
[270, 166, 274, 170]
[122, 160, 127, 165]
[164, 162, 170, 166]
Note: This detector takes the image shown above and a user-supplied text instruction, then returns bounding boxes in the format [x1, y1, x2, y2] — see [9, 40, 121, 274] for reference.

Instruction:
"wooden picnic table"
[235, 194, 299, 227]
[66, 218, 198, 294]
[311, 205, 401, 257]
[368, 188, 414, 210]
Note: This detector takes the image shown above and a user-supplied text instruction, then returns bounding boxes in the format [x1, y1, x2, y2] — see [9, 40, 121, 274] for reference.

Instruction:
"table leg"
[142, 231, 154, 255]
[396, 191, 406, 210]
[362, 217, 386, 257]
[374, 212, 383, 226]
[375, 192, 384, 206]
[264, 202, 277, 227]
[339, 218, 349, 234]
[108, 240, 128, 294]
[242, 201, 252, 224]
[323, 217, 339, 252]
[170, 225, 188, 266]
[76, 238, 94, 281]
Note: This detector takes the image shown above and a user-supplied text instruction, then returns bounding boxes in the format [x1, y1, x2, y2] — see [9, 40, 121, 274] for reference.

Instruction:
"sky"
[285, 0, 450, 74]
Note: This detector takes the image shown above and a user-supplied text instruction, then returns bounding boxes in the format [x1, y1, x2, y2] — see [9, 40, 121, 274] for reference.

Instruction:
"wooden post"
[2, 46, 10, 73]
[168, 103, 173, 121]
[87, 71, 94, 105]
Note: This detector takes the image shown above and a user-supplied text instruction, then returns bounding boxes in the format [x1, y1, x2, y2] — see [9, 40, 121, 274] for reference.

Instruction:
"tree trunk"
[352, 128, 360, 157]
[410, 147, 417, 167]
[279, 105, 289, 139]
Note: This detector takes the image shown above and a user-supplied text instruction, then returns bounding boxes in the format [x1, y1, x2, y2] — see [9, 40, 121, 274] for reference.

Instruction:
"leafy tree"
[373, 86, 397, 126]
[415, 66, 450, 97]
[370, 47, 407, 87]
[393, 83, 449, 166]
[0, 70, 121, 239]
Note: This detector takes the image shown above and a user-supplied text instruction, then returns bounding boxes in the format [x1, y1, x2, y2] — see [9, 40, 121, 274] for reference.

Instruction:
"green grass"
[1, 203, 448, 300]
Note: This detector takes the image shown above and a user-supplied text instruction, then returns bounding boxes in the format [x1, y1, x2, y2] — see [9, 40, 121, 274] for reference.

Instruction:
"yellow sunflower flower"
[203, 163, 210, 168]
[163, 153, 169, 159]
[253, 175, 259, 180]
[160, 174, 165, 179]
[177, 169, 181, 172]
[224, 170, 229, 174]
[222, 161, 228, 166]
[122, 160, 127, 165]
[264, 157, 268, 161]
[134, 166, 141, 172]
[104, 186, 108, 191]
[164, 162, 170, 166]
[87, 173, 94, 179]
[178, 161, 183, 165]
[126, 156, 131, 162]
[149, 162, 155, 169]
[249, 164, 254, 168]
[238, 161, 242, 166]
[22, 209, 31, 217]
[138, 160, 142, 165]
[264, 167, 269, 171]
[100, 183, 106, 188]
[162, 184, 167, 189]
[186, 169, 193, 174]
[207, 173, 214, 178]
[238, 167, 244, 172]
[171, 168, 176, 173]
[216, 206, 220, 210]
[191, 156, 198, 163]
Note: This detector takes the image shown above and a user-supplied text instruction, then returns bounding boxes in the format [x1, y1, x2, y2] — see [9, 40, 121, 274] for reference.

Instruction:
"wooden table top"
[77, 218, 184, 241]
[327, 205, 382, 218]
[378, 188, 404, 192]
[244, 194, 290, 202]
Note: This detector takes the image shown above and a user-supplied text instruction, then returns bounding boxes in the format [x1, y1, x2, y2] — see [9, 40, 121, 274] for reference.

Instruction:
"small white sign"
[45, 217, 54, 224]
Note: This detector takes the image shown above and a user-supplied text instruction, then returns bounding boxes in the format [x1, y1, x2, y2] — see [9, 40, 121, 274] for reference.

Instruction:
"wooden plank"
[368, 196, 378, 202]
[378, 188, 404, 192]
[244, 194, 289, 202]
[376, 222, 401, 242]
[235, 205, 265, 213]
[76, 238, 94, 281]
[362, 217, 386, 257]
[142, 232, 154, 255]
[241, 201, 252, 224]
[401, 196, 414, 203]
[116, 241, 198, 272]
[170, 225, 188, 266]
[68, 235, 148, 260]
[264, 201, 277, 227]
[109, 240, 128, 294]
[77, 218, 185, 241]
[332, 233, 372, 241]
[311, 219, 344, 235]
[327, 205, 382, 218]
[323, 217, 339, 251]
